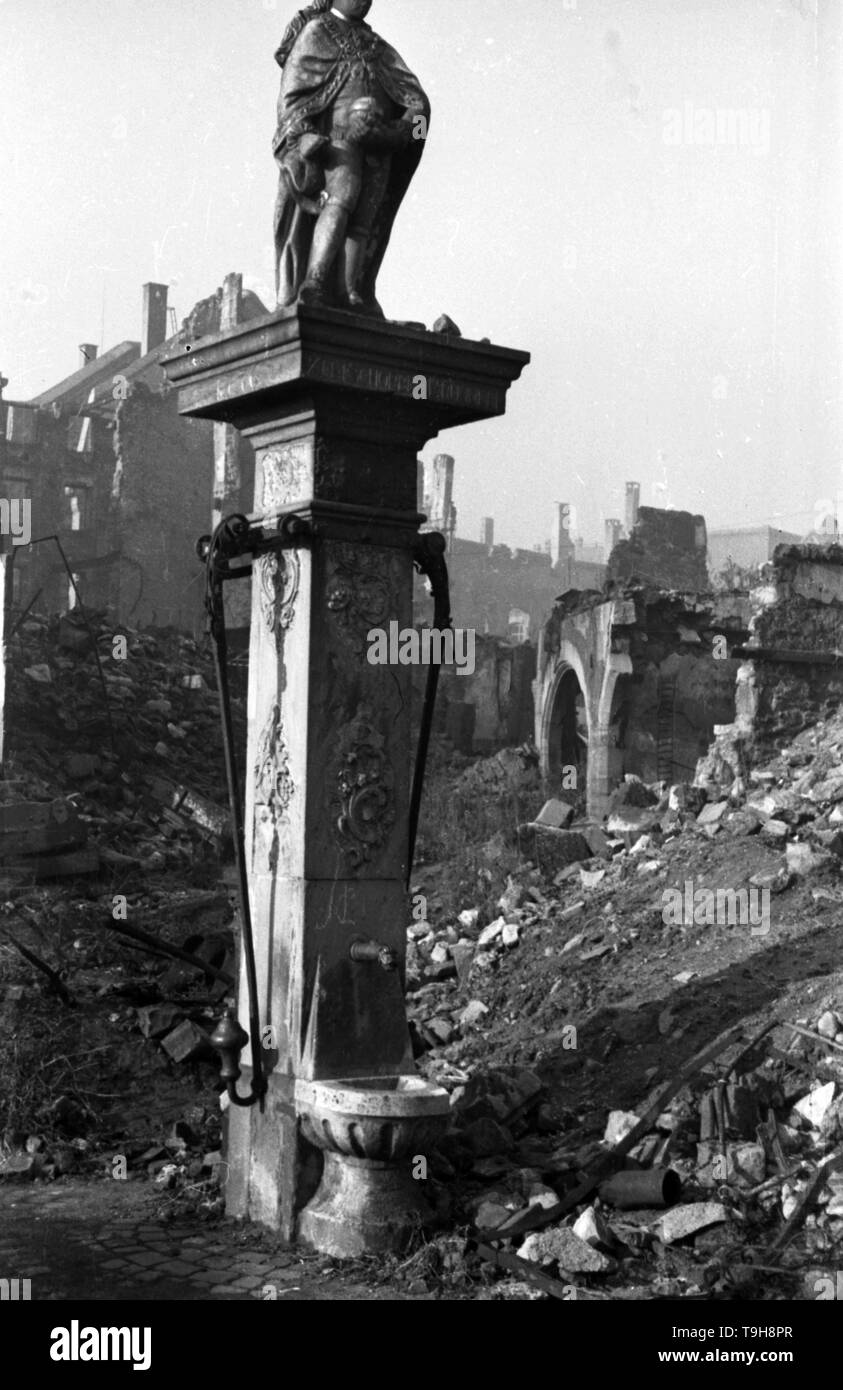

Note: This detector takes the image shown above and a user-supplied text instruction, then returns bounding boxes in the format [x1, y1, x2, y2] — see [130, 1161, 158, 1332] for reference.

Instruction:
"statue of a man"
[272, 0, 430, 316]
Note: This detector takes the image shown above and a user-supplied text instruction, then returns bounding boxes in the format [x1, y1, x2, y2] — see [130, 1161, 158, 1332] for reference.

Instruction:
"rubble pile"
[404, 726, 843, 1298]
[413, 741, 543, 873]
[4, 609, 245, 876]
[0, 611, 244, 1198]
[3, 610, 843, 1296]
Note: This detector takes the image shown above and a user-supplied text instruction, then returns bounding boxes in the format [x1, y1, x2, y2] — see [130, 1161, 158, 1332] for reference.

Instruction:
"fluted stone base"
[297, 1152, 434, 1258]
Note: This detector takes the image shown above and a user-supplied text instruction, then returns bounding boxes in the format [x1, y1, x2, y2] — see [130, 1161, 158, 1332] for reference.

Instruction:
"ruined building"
[702, 541, 843, 788]
[415, 454, 607, 642]
[0, 276, 265, 632]
[535, 508, 752, 817]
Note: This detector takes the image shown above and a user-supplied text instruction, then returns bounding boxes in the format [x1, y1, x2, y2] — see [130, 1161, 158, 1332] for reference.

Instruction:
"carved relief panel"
[325, 542, 395, 657]
[330, 705, 396, 871]
[260, 446, 310, 512]
[253, 703, 294, 874]
[257, 550, 300, 650]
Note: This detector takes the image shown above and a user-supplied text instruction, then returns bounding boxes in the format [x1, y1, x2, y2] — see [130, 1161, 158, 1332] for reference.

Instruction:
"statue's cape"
[272, 14, 430, 307]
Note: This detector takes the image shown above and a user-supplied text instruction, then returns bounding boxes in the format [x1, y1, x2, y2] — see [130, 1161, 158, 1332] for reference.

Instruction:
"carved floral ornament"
[258, 550, 300, 646]
[332, 705, 395, 869]
[325, 542, 392, 649]
[255, 703, 294, 819]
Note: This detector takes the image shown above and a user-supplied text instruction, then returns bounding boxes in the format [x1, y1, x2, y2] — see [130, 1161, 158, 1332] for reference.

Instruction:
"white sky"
[1, 0, 840, 549]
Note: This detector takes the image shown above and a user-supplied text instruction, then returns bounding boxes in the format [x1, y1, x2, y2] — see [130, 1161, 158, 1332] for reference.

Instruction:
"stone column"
[587, 722, 612, 821]
[164, 306, 528, 1236]
[213, 274, 250, 632]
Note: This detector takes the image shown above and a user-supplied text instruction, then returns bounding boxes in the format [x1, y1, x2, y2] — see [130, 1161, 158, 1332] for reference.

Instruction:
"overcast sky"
[1, 0, 839, 549]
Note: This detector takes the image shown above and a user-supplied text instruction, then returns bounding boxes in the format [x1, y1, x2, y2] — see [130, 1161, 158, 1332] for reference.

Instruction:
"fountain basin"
[295, 1075, 451, 1256]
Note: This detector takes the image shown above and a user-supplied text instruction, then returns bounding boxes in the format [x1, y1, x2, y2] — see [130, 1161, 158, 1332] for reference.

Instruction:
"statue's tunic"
[273, 12, 430, 308]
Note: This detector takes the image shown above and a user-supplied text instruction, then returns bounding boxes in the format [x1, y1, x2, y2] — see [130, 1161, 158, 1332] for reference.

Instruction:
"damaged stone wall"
[109, 384, 254, 633]
[2, 277, 261, 633]
[702, 544, 843, 784]
[607, 506, 708, 592]
[412, 635, 536, 754]
[536, 586, 749, 817]
[618, 594, 747, 785]
[0, 400, 117, 613]
[748, 544, 843, 749]
[110, 387, 215, 632]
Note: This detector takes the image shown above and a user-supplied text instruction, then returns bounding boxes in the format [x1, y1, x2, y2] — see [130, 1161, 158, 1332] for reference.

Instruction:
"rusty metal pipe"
[597, 1167, 682, 1210]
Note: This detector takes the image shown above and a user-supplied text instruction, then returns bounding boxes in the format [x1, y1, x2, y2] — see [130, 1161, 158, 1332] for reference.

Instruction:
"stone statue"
[272, 0, 430, 316]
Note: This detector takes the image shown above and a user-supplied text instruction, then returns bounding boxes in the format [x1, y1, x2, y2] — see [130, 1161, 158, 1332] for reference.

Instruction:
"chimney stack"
[432, 454, 455, 522]
[625, 481, 641, 535]
[429, 454, 456, 544]
[551, 502, 575, 568]
[220, 272, 242, 333]
[142, 282, 169, 356]
[79, 344, 98, 369]
[481, 517, 494, 548]
[605, 518, 623, 557]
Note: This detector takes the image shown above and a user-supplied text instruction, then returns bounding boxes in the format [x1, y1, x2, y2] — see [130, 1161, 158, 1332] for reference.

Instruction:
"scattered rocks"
[604, 1110, 640, 1146]
[794, 1082, 836, 1129]
[0, 1153, 42, 1182]
[659, 1202, 729, 1245]
[535, 799, 575, 830]
[518, 1225, 614, 1274]
[478, 917, 506, 947]
[462, 1118, 514, 1158]
[572, 1205, 616, 1252]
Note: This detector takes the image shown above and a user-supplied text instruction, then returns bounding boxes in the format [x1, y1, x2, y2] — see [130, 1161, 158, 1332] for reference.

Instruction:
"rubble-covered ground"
[402, 730, 843, 1300]
[2, 612, 843, 1301]
[0, 611, 244, 1219]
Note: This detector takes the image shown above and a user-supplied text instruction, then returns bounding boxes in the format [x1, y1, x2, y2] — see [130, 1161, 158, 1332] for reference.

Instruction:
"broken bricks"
[136, 1003, 184, 1040]
[160, 1019, 215, 1064]
[659, 1201, 730, 1245]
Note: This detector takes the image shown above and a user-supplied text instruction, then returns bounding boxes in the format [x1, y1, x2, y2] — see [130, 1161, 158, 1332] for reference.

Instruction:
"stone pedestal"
[163, 306, 528, 1238]
[297, 1153, 433, 1260]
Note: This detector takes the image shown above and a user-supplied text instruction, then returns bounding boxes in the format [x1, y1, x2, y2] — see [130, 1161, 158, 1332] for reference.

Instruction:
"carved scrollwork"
[255, 703, 294, 812]
[258, 550, 300, 647]
[253, 703, 294, 871]
[325, 543, 392, 652]
[332, 705, 395, 869]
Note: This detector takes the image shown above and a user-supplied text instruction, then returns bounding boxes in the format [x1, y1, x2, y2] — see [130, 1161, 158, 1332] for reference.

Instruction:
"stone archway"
[536, 614, 634, 819]
[538, 635, 592, 808]
[546, 666, 588, 791]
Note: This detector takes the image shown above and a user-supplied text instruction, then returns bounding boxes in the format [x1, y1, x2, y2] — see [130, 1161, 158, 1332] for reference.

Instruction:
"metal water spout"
[349, 937, 398, 971]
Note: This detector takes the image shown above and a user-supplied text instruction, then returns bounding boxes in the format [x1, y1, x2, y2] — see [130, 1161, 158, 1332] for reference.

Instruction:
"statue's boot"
[343, 213, 387, 317]
[342, 234, 369, 312]
[299, 203, 349, 306]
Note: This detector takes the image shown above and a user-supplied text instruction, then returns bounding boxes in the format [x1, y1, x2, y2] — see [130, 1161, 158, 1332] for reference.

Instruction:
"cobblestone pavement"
[0, 1182, 426, 1301]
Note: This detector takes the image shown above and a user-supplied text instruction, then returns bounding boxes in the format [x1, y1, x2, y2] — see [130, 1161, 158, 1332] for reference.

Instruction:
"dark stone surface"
[607, 507, 708, 592]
